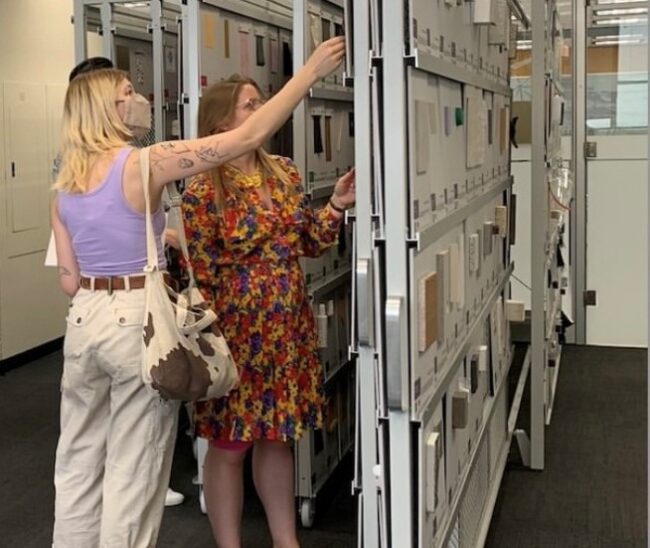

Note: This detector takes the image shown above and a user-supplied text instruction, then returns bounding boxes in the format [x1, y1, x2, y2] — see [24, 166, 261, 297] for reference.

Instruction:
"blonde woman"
[181, 75, 356, 548]
[50, 37, 344, 548]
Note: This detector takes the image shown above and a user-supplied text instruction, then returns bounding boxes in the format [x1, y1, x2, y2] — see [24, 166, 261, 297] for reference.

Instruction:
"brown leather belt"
[79, 273, 176, 293]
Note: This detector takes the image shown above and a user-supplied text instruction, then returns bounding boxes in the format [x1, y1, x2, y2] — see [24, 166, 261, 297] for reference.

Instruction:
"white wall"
[0, 0, 75, 83]
[511, 135, 648, 348]
[510, 138, 572, 315]
[510, 152, 533, 308]
[0, 0, 78, 359]
[585, 135, 648, 347]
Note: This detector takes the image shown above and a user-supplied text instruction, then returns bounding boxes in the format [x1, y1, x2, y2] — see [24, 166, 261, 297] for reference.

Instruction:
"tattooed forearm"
[195, 142, 227, 164]
[149, 142, 197, 172]
[145, 139, 229, 177]
[159, 142, 191, 154]
[58, 267, 72, 277]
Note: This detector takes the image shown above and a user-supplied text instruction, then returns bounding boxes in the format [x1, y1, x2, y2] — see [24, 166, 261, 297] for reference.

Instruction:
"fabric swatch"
[255, 35, 265, 66]
[313, 115, 324, 154]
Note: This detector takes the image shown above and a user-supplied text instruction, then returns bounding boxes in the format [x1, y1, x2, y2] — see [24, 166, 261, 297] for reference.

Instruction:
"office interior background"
[0, 0, 647, 546]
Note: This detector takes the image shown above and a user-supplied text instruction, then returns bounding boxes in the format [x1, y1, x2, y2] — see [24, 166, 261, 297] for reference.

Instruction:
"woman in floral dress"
[182, 75, 355, 548]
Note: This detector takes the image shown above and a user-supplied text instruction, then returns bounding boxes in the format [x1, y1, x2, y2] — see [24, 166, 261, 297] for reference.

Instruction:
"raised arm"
[145, 37, 345, 193]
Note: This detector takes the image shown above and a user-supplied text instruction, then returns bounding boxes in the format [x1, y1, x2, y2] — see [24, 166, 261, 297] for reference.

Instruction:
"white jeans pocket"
[63, 304, 92, 360]
[113, 307, 145, 327]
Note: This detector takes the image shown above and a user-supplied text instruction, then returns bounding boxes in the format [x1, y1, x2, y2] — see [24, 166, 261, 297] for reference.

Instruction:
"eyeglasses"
[236, 97, 266, 112]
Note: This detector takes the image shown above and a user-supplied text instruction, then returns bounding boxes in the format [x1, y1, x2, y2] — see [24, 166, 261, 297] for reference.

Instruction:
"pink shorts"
[210, 439, 254, 452]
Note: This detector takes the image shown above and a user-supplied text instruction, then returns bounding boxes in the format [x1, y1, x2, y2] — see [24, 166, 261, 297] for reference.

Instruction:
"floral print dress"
[182, 157, 342, 442]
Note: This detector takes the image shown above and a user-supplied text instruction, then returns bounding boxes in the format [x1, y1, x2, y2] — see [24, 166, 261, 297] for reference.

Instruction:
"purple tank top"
[57, 147, 167, 277]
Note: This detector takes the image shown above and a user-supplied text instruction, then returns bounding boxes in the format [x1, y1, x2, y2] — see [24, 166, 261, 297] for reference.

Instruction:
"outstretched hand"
[331, 168, 356, 210]
[306, 36, 346, 80]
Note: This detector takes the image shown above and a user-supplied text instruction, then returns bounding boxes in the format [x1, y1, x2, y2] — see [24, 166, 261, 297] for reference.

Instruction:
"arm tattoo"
[150, 142, 194, 172]
[195, 142, 227, 164]
[58, 266, 72, 277]
[165, 142, 191, 154]
[149, 140, 227, 172]
[149, 149, 166, 172]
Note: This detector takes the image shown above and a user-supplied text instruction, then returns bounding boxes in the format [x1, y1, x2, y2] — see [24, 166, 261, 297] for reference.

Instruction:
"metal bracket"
[583, 290, 597, 306]
[406, 235, 419, 249]
[584, 141, 597, 159]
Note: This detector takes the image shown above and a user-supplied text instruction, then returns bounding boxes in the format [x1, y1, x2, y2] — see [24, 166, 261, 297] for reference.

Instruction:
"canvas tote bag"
[140, 147, 239, 401]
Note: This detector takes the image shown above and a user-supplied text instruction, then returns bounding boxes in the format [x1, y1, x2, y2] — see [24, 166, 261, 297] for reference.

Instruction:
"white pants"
[53, 288, 179, 548]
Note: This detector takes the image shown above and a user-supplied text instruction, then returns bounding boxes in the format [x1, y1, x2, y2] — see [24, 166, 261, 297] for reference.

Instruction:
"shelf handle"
[356, 258, 374, 346]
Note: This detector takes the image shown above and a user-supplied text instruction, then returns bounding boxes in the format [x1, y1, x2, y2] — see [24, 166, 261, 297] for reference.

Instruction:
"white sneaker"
[165, 487, 185, 507]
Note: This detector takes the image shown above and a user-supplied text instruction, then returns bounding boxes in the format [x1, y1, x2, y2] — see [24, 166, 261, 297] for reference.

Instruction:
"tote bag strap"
[140, 147, 159, 271]
[164, 181, 198, 289]
[139, 148, 197, 288]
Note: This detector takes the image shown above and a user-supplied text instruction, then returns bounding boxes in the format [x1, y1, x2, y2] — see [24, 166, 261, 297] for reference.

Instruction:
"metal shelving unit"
[519, 0, 573, 471]
[350, 1, 537, 546]
[292, 0, 357, 526]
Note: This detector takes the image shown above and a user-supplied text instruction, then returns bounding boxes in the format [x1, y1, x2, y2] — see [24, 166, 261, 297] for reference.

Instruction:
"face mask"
[121, 93, 151, 138]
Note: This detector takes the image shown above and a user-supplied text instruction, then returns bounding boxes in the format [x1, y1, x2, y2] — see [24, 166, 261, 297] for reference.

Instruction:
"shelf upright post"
[100, 0, 115, 61]
[292, 0, 308, 179]
[530, 0, 548, 471]
[353, 0, 382, 545]
[73, 0, 88, 64]
[180, 0, 200, 140]
[382, 0, 414, 544]
[571, 0, 587, 345]
[150, 0, 165, 143]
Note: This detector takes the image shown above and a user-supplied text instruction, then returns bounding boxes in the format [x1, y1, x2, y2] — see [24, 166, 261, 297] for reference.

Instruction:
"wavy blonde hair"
[197, 75, 292, 208]
[54, 68, 132, 193]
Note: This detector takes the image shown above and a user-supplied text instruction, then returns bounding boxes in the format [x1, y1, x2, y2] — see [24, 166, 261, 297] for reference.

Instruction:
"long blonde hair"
[54, 69, 132, 193]
[197, 75, 291, 208]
